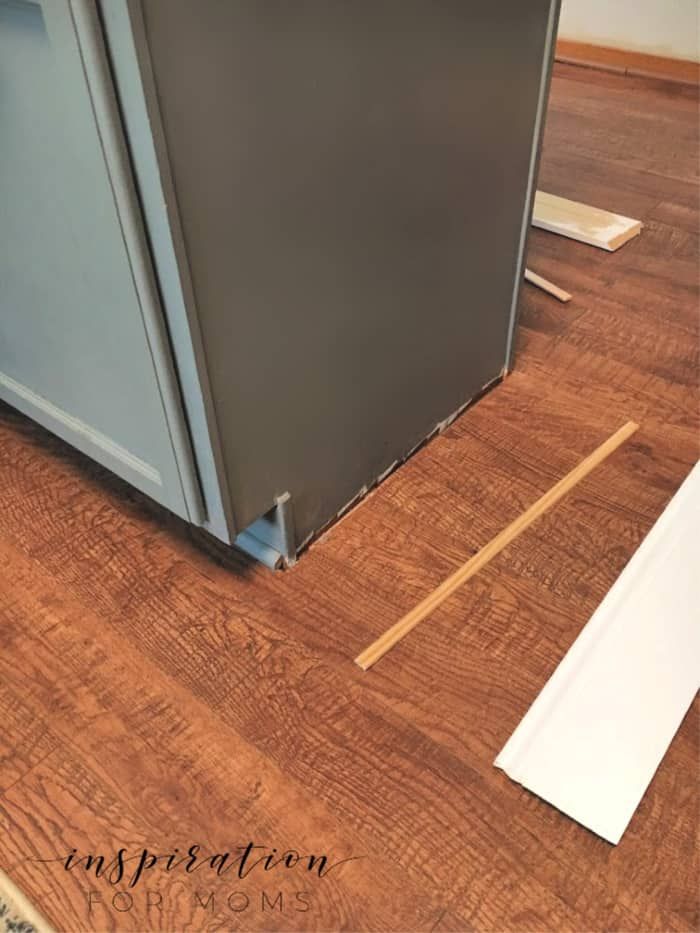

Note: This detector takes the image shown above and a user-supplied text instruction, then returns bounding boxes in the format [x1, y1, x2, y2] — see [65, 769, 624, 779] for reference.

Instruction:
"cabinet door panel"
[0, 0, 202, 521]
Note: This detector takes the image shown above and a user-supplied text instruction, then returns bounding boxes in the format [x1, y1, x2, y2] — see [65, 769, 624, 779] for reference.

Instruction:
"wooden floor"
[1, 64, 698, 933]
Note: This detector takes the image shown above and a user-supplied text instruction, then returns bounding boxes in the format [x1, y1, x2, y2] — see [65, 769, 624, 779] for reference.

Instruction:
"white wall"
[558, 0, 700, 62]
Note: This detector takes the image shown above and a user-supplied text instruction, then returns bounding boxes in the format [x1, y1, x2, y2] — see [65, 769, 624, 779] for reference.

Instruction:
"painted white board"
[496, 462, 700, 844]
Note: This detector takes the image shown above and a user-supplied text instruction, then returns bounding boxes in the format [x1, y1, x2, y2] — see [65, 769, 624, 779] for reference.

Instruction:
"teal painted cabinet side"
[0, 0, 203, 521]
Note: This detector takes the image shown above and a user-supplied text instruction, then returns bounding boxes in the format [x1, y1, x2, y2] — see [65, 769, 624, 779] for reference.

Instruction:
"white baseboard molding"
[496, 462, 700, 844]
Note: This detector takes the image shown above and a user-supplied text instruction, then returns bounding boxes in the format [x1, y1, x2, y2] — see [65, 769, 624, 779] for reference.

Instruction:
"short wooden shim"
[355, 421, 639, 671]
[524, 268, 572, 303]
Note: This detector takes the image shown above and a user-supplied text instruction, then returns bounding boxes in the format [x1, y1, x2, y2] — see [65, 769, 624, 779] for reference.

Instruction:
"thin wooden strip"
[355, 421, 639, 671]
[532, 190, 642, 251]
[525, 268, 572, 303]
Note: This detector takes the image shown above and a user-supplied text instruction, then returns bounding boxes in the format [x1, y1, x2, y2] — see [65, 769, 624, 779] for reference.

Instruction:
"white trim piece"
[496, 462, 700, 845]
[532, 190, 642, 251]
[0, 868, 55, 933]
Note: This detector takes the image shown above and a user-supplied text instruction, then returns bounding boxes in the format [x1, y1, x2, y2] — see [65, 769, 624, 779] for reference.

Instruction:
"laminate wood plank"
[542, 302, 698, 388]
[2, 748, 227, 933]
[0, 683, 58, 796]
[647, 199, 700, 235]
[496, 349, 698, 445]
[0, 543, 442, 933]
[0, 538, 585, 932]
[542, 79, 700, 187]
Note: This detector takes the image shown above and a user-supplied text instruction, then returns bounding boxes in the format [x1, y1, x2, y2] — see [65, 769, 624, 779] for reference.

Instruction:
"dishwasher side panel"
[129, 0, 559, 548]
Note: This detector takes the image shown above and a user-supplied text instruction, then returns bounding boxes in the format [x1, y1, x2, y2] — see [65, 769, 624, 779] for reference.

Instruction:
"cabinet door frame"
[96, 0, 237, 544]
[67, 0, 207, 524]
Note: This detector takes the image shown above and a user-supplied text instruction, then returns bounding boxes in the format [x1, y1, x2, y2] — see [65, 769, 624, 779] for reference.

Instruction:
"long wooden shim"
[355, 421, 639, 671]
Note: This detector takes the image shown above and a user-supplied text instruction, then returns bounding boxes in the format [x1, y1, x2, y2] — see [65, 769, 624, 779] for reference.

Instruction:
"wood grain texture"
[0, 64, 698, 932]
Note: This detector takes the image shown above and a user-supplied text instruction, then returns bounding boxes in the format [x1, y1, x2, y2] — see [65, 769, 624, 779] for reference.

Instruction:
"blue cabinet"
[0, 0, 203, 522]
